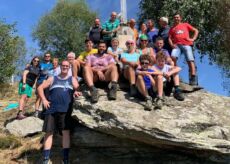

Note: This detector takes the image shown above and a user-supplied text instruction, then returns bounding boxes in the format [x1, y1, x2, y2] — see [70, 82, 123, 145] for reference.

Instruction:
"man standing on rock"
[168, 13, 199, 85]
[102, 11, 120, 47]
[38, 60, 81, 164]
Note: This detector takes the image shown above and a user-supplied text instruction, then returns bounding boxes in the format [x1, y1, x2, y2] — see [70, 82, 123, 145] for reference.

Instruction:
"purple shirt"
[86, 53, 115, 69]
[154, 48, 170, 57]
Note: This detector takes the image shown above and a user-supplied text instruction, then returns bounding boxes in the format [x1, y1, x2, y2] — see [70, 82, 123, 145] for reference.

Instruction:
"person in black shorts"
[38, 60, 81, 164]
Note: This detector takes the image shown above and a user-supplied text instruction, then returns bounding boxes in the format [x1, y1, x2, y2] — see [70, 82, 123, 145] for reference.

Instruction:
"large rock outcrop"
[72, 88, 230, 162]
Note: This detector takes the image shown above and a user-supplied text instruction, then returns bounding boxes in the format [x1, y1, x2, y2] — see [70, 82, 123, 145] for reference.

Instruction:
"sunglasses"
[141, 62, 149, 65]
[45, 55, 51, 57]
[141, 40, 147, 42]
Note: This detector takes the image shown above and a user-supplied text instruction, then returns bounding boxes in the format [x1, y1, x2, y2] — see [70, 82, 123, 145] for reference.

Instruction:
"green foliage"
[33, 0, 96, 59]
[138, 0, 230, 74]
[0, 21, 26, 83]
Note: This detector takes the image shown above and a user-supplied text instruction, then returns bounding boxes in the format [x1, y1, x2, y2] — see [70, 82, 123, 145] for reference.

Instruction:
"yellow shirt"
[78, 49, 98, 60]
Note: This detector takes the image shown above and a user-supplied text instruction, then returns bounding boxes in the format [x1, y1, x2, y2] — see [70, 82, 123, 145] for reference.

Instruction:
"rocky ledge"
[72, 86, 230, 161]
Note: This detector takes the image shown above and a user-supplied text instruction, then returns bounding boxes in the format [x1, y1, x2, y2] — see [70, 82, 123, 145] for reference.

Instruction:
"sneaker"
[173, 91, 185, 101]
[189, 75, 197, 86]
[16, 111, 26, 120]
[155, 97, 164, 109]
[34, 110, 40, 118]
[108, 83, 117, 100]
[91, 88, 99, 103]
[144, 96, 152, 111]
[130, 85, 137, 97]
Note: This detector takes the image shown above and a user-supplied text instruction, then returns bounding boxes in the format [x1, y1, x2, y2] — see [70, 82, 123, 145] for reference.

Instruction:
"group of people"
[16, 11, 199, 164]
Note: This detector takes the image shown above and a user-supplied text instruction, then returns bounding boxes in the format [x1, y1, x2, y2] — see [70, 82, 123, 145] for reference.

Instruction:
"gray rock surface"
[72, 88, 230, 161]
[5, 117, 43, 137]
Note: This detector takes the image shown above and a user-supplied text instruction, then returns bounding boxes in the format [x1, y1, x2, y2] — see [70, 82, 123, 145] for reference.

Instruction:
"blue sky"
[0, 0, 228, 96]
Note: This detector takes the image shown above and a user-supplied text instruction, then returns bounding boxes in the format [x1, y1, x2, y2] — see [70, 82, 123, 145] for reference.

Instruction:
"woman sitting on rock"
[17, 56, 40, 119]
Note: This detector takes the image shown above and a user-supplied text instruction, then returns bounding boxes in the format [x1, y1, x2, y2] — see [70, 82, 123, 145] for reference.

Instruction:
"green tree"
[138, 0, 230, 73]
[32, 0, 96, 59]
[0, 20, 26, 83]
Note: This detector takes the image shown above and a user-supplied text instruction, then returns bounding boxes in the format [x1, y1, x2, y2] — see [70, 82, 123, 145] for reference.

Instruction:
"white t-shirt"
[154, 64, 172, 82]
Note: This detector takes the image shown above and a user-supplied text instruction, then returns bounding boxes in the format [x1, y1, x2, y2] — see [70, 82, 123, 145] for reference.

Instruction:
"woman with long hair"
[17, 56, 40, 119]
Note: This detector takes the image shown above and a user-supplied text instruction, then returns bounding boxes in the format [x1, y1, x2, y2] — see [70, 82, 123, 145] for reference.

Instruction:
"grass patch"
[0, 135, 21, 149]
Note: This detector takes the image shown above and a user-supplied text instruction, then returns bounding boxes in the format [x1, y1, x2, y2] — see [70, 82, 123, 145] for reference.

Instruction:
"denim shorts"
[171, 45, 194, 61]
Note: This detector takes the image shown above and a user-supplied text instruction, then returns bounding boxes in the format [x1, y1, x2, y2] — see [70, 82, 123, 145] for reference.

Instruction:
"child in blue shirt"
[136, 55, 164, 110]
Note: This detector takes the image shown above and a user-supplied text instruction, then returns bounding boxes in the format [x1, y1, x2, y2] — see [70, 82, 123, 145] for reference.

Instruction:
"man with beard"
[120, 39, 140, 97]
[35, 53, 53, 117]
[83, 40, 119, 103]
[168, 13, 199, 85]
[88, 18, 102, 48]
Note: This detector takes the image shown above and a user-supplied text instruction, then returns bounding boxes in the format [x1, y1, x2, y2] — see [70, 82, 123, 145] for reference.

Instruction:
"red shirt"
[169, 23, 194, 46]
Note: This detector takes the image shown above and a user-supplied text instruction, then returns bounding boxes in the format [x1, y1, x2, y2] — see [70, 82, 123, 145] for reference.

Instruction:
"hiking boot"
[189, 75, 197, 86]
[164, 80, 174, 96]
[173, 91, 185, 101]
[108, 83, 117, 100]
[16, 111, 26, 120]
[91, 88, 99, 103]
[144, 96, 152, 111]
[155, 97, 164, 109]
[62, 159, 69, 164]
[42, 159, 50, 164]
[130, 85, 137, 97]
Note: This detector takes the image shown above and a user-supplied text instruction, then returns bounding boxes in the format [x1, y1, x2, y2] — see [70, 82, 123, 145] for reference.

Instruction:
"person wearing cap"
[102, 12, 120, 47]
[137, 22, 148, 46]
[158, 17, 172, 54]
[168, 13, 199, 86]
[84, 40, 119, 103]
[73, 39, 98, 79]
[129, 18, 138, 41]
[137, 34, 156, 65]
[120, 39, 140, 97]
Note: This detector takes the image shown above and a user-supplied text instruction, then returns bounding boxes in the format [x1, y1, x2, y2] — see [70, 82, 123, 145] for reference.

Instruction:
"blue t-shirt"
[107, 47, 123, 55]
[147, 28, 159, 43]
[120, 52, 140, 63]
[138, 68, 154, 89]
[37, 62, 53, 84]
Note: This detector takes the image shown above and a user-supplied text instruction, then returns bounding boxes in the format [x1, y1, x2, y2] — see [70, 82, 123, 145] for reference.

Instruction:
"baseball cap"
[140, 34, 148, 40]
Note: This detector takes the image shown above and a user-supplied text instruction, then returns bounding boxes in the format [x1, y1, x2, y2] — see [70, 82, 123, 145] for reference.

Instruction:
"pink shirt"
[86, 53, 115, 69]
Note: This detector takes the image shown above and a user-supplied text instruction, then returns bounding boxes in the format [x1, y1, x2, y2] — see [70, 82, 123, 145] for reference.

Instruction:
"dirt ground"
[0, 84, 43, 163]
